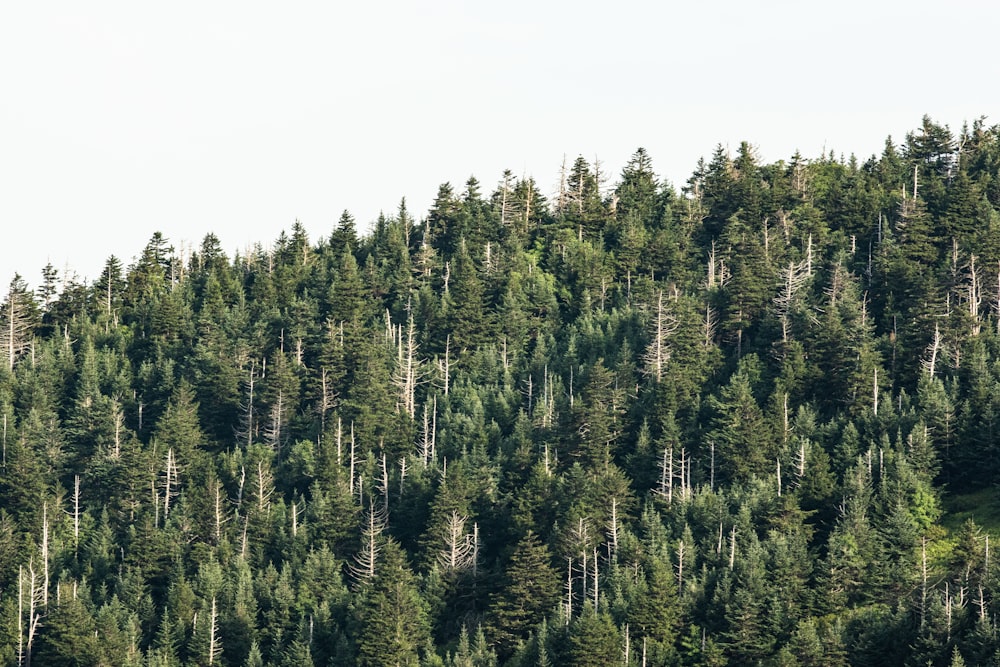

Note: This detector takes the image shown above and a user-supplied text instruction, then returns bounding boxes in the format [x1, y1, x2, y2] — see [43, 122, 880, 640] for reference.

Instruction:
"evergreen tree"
[355, 539, 430, 667]
[706, 355, 775, 482]
[487, 530, 560, 657]
[565, 605, 621, 667]
[445, 242, 490, 354]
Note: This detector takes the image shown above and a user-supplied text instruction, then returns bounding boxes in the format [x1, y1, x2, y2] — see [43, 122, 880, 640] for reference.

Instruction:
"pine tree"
[706, 355, 775, 482]
[627, 549, 679, 647]
[355, 540, 430, 667]
[330, 210, 358, 253]
[614, 147, 659, 226]
[445, 241, 490, 356]
[153, 381, 206, 474]
[565, 604, 620, 667]
[31, 596, 105, 666]
[487, 530, 560, 657]
[570, 360, 623, 467]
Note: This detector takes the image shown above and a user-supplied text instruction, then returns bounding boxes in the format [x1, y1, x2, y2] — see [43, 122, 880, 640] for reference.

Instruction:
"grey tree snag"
[437, 511, 476, 573]
[208, 597, 221, 665]
[350, 498, 387, 584]
[0, 277, 35, 372]
[392, 313, 423, 418]
[643, 290, 678, 382]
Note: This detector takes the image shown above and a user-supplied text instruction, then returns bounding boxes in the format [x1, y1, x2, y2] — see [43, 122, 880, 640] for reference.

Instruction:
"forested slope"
[2, 116, 1000, 665]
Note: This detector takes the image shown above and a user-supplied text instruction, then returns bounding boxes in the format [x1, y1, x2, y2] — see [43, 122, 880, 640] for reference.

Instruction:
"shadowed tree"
[487, 530, 560, 658]
[355, 539, 430, 667]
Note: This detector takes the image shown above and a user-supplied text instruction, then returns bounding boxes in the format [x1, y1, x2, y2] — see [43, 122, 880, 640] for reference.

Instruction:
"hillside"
[2, 116, 1000, 665]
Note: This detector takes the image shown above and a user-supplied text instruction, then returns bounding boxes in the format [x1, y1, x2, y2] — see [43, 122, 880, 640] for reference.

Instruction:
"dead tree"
[0, 276, 35, 372]
[774, 258, 810, 345]
[921, 322, 943, 378]
[391, 313, 424, 418]
[350, 498, 388, 584]
[642, 290, 679, 382]
[437, 511, 477, 574]
[208, 597, 222, 665]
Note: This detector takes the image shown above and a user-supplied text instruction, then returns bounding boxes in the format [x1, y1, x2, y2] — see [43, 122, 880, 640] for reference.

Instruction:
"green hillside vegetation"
[3, 116, 1000, 665]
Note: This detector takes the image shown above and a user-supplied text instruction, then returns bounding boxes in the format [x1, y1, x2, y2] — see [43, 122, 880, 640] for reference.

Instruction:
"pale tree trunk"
[163, 449, 178, 523]
[564, 557, 573, 623]
[921, 323, 942, 378]
[379, 452, 390, 513]
[591, 547, 599, 612]
[437, 510, 475, 573]
[71, 478, 81, 556]
[392, 314, 422, 418]
[208, 597, 222, 665]
[643, 290, 678, 382]
[214, 482, 227, 542]
[255, 460, 273, 516]
[318, 368, 337, 433]
[676, 538, 685, 592]
[0, 281, 34, 373]
[349, 423, 357, 498]
[606, 497, 619, 555]
[350, 498, 386, 584]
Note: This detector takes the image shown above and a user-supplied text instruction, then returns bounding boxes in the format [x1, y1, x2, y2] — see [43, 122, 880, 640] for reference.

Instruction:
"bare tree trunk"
[676, 538, 685, 592]
[256, 460, 273, 516]
[417, 403, 431, 467]
[398, 456, 407, 496]
[163, 449, 177, 521]
[564, 557, 574, 623]
[208, 597, 221, 665]
[921, 323, 942, 378]
[392, 314, 422, 418]
[591, 547, 599, 611]
[643, 290, 678, 382]
[17, 565, 23, 667]
[437, 511, 475, 573]
[776, 458, 782, 497]
[349, 423, 357, 497]
[112, 400, 124, 458]
[379, 451, 390, 513]
[968, 253, 982, 336]
[318, 368, 337, 433]
[350, 499, 386, 583]
[873, 368, 879, 416]
[72, 477, 81, 556]
[607, 497, 619, 554]
[214, 482, 226, 542]
[655, 447, 673, 503]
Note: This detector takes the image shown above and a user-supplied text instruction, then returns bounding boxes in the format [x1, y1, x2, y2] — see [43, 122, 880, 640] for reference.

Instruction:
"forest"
[2, 115, 1000, 666]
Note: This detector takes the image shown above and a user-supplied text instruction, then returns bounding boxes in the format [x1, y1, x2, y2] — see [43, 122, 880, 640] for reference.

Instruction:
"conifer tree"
[355, 540, 430, 667]
[0, 275, 38, 373]
[487, 530, 560, 657]
[565, 604, 620, 667]
[706, 355, 775, 482]
[445, 242, 489, 354]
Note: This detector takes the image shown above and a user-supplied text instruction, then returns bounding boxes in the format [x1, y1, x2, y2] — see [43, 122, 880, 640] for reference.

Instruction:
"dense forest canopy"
[3, 116, 1000, 665]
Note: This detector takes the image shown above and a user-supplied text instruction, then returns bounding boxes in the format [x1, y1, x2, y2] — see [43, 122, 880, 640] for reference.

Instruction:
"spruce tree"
[355, 540, 430, 667]
[487, 530, 560, 657]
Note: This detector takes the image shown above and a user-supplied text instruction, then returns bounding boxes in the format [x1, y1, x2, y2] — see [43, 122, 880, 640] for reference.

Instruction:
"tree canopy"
[4, 117, 1000, 665]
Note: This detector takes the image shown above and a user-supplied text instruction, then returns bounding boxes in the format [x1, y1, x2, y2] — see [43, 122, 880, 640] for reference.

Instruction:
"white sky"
[2, 1, 998, 289]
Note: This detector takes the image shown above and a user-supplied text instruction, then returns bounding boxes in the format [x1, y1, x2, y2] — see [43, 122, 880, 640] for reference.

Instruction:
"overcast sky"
[2, 1, 997, 289]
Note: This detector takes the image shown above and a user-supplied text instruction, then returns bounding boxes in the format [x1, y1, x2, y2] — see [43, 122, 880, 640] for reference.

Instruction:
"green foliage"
[706, 354, 775, 482]
[2, 118, 1000, 664]
[487, 530, 560, 658]
[565, 605, 620, 666]
[354, 539, 430, 666]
